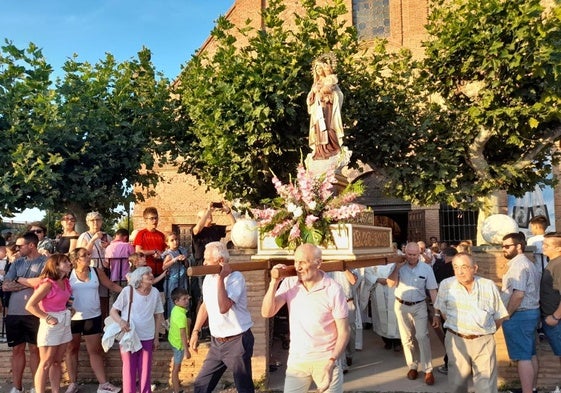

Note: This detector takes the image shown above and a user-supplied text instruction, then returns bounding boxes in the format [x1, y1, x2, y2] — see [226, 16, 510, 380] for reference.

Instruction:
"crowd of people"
[350, 216, 555, 393]
[0, 201, 234, 393]
[1, 208, 561, 393]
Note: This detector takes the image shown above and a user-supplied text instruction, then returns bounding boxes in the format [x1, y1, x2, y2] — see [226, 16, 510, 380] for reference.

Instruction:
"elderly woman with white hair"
[110, 267, 164, 393]
[78, 211, 112, 318]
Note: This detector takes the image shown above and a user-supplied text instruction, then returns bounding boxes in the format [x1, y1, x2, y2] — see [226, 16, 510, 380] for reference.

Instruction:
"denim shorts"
[172, 347, 184, 364]
[542, 316, 561, 356]
[502, 308, 540, 360]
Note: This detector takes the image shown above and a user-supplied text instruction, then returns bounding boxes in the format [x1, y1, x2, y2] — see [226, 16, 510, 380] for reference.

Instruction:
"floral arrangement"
[252, 164, 366, 249]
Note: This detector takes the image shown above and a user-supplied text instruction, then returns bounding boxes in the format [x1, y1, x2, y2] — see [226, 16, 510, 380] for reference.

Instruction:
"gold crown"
[312, 52, 338, 75]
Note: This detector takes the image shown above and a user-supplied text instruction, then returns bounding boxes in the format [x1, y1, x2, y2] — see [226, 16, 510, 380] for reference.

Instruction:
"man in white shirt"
[189, 242, 254, 393]
[388, 242, 438, 385]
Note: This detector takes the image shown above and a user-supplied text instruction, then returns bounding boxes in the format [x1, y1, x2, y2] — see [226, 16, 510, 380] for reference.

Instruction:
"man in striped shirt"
[433, 253, 508, 393]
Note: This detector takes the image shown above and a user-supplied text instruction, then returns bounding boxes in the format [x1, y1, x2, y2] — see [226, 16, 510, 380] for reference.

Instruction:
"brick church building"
[130, 0, 561, 389]
[133, 0, 549, 247]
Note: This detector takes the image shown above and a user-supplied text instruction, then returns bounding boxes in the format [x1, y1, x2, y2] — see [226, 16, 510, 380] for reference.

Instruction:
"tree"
[169, 0, 394, 204]
[0, 42, 175, 221]
[384, 0, 561, 209]
[170, 0, 561, 211]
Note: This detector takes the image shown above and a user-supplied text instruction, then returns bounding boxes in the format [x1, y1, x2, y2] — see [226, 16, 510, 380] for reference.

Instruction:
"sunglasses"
[31, 229, 44, 234]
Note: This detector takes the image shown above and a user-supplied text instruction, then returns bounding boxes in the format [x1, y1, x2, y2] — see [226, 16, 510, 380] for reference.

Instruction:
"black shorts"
[6, 315, 40, 347]
[70, 315, 103, 336]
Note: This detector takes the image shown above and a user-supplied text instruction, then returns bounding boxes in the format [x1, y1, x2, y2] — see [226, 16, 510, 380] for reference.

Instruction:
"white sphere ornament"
[231, 218, 258, 249]
[481, 214, 519, 245]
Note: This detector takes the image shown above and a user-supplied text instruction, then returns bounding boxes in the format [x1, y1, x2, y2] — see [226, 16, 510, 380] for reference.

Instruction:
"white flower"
[287, 202, 298, 213]
[307, 201, 317, 210]
[293, 206, 303, 218]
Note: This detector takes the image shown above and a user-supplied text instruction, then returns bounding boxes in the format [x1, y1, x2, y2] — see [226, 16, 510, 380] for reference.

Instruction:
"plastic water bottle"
[552, 386, 561, 393]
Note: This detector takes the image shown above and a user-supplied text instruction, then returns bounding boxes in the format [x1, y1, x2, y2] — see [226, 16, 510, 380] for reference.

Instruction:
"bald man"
[387, 242, 438, 385]
[262, 244, 349, 393]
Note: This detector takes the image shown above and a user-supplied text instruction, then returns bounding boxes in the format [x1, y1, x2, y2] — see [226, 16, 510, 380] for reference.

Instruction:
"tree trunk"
[476, 192, 501, 245]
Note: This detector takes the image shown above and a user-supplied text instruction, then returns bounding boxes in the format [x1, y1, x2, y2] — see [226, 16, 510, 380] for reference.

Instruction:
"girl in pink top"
[26, 254, 73, 393]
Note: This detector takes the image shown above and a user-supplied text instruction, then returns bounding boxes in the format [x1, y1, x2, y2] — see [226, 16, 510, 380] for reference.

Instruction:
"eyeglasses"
[88, 218, 102, 222]
[31, 229, 44, 234]
[145, 216, 158, 221]
[501, 244, 516, 249]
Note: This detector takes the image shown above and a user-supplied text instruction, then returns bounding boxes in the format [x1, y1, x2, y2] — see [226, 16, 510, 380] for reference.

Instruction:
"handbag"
[104, 285, 134, 340]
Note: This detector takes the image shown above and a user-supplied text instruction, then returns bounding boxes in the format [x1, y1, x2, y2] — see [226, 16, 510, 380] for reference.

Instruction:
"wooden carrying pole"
[270, 255, 403, 279]
[187, 254, 403, 277]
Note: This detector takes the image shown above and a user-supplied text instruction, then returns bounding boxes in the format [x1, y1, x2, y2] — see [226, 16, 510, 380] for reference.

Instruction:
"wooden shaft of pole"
[270, 255, 401, 279]
[187, 261, 271, 276]
[187, 254, 403, 277]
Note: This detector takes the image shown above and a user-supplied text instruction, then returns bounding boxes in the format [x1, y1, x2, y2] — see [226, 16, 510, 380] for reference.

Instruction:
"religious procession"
[3, 0, 561, 393]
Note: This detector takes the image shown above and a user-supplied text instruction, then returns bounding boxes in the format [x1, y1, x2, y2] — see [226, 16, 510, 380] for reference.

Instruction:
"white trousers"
[394, 300, 433, 373]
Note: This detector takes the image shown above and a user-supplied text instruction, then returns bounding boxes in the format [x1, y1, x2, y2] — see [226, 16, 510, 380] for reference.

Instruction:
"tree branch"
[512, 125, 561, 171]
[467, 125, 493, 179]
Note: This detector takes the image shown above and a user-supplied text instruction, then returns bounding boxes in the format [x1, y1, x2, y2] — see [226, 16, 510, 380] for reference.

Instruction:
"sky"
[0, 0, 233, 80]
[0, 0, 233, 223]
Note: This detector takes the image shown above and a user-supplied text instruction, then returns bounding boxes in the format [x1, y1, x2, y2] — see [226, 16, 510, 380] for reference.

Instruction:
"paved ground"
[0, 327, 530, 393]
[267, 324, 454, 393]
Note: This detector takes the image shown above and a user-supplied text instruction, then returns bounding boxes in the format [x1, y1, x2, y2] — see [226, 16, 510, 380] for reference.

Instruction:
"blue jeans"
[542, 316, 561, 356]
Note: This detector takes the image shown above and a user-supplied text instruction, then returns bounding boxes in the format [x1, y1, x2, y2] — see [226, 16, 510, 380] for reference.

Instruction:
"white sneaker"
[97, 382, 121, 393]
[65, 383, 79, 393]
[9, 387, 23, 393]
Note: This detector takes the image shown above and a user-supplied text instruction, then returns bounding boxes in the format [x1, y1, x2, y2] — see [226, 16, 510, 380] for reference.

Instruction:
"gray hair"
[205, 241, 229, 262]
[86, 211, 103, 221]
[128, 266, 151, 288]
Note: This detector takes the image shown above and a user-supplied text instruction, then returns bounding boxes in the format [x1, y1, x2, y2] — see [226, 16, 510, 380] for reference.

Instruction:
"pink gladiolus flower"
[254, 161, 364, 249]
[288, 224, 301, 241]
[270, 219, 293, 237]
[305, 215, 319, 227]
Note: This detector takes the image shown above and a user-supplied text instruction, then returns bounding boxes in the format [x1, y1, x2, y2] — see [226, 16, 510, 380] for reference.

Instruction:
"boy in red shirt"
[133, 207, 166, 291]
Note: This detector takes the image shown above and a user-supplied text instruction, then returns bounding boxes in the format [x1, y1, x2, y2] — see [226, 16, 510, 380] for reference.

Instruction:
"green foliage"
[400, 0, 561, 208]
[3, 0, 560, 216]
[170, 0, 365, 204]
[0, 41, 175, 220]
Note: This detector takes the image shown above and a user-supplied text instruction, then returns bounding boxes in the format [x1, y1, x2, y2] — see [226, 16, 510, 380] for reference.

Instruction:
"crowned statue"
[305, 53, 351, 176]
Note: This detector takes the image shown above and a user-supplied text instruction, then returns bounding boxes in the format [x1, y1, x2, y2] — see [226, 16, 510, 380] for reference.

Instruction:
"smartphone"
[211, 202, 223, 209]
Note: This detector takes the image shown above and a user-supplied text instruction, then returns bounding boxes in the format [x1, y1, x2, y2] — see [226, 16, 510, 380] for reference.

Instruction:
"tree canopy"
[2, 0, 561, 217]
[393, 0, 561, 208]
[0, 42, 174, 220]
[171, 0, 561, 209]
[169, 0, 367, 204]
